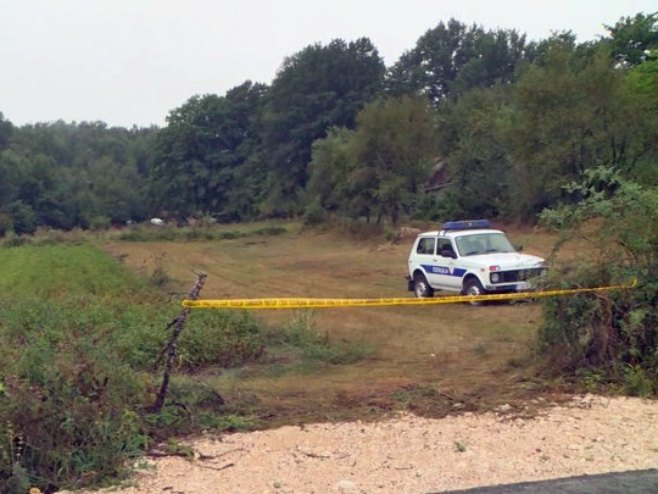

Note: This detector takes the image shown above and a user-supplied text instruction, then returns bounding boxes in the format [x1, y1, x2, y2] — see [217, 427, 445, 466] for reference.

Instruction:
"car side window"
[437, 238, 455, 257]
[416, 238, 436, 255]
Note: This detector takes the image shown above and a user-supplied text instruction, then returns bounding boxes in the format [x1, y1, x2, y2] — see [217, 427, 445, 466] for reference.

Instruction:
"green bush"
[622, 364, 656, 396]
[274, 311, 373, 365]
[88, 215, 112, 231]
[0, 244, 268, 490]
[302, 201, 326, 226]
[182, 228, 216, 240]
[1, 232, 31, 248]
[538, 170, 658, 394]
[0, 300, 150, 490]
[0, 213, 12, 237]
[177, 311, 265, 370]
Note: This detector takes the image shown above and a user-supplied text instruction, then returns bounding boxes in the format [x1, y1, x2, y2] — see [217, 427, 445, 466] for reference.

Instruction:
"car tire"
[463, 277, 486, 306]
[413, 273, 434, 298]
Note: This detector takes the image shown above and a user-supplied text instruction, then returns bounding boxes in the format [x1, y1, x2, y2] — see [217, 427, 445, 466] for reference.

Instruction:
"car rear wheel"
[413, 273, 434, 298]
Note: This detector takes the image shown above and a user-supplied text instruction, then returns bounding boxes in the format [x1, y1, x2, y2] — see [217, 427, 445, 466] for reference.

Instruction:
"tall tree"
[352, 96, 438, 224]
[307, 96, 438, 225]
[0, 112, 12, 152]
[507, 40, 642, 218]
[621, 58, 658, 184]
[149, 81, 267, 220]
[386, 19, 533, 105]
[305, 127, 356, 213]
[259, 38, 385, 215]
[0, 120, 154, 232]
[436, 85, 514, 218]
[605, 11, 658, 66]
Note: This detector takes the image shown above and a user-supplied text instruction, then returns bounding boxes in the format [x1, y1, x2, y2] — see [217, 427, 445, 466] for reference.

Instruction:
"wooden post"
[150, 272, 207, 413]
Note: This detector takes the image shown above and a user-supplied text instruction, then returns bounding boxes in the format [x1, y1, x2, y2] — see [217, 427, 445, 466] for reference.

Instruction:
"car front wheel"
[413, 273, 434, 298]
[463, 277, 486, 305]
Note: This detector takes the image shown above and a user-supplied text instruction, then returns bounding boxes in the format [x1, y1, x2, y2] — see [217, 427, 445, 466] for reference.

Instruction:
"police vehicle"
[406, 220, 545, 299]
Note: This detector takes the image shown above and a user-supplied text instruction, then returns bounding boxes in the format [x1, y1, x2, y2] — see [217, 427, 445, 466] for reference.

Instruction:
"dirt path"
[69, 395, 658, 494]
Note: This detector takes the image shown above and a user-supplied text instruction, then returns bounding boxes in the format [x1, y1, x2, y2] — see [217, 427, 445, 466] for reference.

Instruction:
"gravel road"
[68, 395, 658, 494]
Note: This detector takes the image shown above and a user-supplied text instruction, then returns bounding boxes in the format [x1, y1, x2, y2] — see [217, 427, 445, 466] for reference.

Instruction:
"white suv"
[406, 220, 545, 298]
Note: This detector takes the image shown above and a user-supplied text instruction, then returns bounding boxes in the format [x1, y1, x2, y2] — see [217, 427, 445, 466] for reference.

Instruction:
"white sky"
[1, 0, 655, 128]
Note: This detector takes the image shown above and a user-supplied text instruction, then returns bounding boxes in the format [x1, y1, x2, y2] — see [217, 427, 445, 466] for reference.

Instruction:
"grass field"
[102, 222, 556, 424]
[0, 223, 567, 489]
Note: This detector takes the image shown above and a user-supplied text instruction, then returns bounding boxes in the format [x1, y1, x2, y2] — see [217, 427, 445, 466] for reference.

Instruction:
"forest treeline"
[1, 12, 656, 234]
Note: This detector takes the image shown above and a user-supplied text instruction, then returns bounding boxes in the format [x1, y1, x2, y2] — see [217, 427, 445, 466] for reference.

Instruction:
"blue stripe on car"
[420, 264, 467, 277]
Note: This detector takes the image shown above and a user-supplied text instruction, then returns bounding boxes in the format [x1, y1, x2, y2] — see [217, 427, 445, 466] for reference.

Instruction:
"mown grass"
[103, 222, 550, 426]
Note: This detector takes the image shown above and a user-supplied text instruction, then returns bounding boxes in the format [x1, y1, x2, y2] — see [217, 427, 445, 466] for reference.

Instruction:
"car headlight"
[491, 273, 500, 283]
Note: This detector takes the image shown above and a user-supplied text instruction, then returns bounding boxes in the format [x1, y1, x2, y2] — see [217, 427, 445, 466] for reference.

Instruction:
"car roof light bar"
[441, 219, 491, 230]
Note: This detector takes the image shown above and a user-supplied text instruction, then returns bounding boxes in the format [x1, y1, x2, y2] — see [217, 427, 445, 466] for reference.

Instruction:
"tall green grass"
[0, 244, 266, 491]
[0, 242, 373, 491]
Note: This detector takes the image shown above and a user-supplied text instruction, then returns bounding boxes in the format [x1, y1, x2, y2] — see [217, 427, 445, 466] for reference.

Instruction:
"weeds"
[473, 343, 488, 357]
[273, 311, 373, 365]
[116, 224, 288, 242]
[575, 368, 606, 393]
[622, 364, 655, 397]
[165, 440, 195, 460]
[148, 253, 173, 288]
[0, 244, 267, 491]
[177, 311, 265, 370]
[538, 172, 658, 396]
[390, 384, 455, 415]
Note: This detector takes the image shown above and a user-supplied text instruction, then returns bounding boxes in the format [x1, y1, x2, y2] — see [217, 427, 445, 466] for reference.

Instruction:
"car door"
[413, 237, 437, 286]
[434, 237, 463, 290]
[418, 237, 450, 289]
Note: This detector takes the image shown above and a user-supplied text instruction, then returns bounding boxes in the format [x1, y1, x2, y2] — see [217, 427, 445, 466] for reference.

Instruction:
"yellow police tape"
[182, 279, 637, 310]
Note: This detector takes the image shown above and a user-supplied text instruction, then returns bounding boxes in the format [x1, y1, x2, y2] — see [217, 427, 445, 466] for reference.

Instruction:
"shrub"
[0, 245, 268, 490]
[0, 233, 30, 248]
[0, 213, 12, 237]
[538, 169, 658, 394]
[274, 311, 373, 365]
[88, 215, 111, 231]
[302, 201, 326, 226]
[177, 311, 265, 370]
[0, 302, 150, 491]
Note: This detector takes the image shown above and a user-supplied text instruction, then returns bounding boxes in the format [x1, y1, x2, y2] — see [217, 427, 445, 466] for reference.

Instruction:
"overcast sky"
[1, 0, 655, 128]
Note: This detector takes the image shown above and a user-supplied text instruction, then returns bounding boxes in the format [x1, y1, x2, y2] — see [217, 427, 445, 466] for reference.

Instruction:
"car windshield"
[455, 232, 516, 257]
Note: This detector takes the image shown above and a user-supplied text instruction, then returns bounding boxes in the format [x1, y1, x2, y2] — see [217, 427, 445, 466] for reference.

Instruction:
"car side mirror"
[514, 244, 524, 252]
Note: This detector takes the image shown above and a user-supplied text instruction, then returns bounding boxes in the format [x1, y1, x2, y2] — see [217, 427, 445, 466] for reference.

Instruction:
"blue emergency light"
[441, 219, 491, 230]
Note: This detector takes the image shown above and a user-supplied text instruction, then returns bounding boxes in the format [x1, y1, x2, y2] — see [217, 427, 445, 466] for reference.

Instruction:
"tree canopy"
[386, 19, 534, 104]
[259, 38, 386, 215]
[1, 10, 657, 234]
